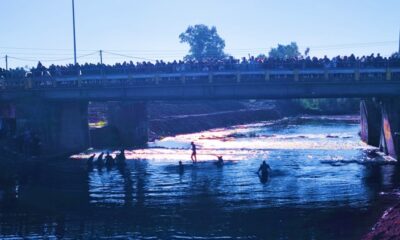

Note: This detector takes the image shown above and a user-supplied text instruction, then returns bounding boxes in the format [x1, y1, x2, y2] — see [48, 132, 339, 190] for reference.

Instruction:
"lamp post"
[72, 0, 77, 65]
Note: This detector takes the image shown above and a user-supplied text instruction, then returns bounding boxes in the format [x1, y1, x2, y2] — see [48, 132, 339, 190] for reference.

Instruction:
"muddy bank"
[363, 204, 400, 240]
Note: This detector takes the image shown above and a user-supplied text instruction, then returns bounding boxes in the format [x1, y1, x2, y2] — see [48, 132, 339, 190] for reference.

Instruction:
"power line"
[103, 51, 156, 61]
[7, 51, 98, 63]
[0, 40, 396, 54]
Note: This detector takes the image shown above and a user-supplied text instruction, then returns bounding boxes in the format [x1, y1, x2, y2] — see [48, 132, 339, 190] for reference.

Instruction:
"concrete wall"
[107, 101, 148, 147]
[360, 99, 381, 147]
[15, 100, 90, 155]
[379, 98, 400, 159]
[361, 98, 400, 160]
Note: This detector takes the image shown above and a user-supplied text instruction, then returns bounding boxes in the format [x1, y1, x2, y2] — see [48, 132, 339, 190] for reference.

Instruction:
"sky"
[0, 0, 399, 68]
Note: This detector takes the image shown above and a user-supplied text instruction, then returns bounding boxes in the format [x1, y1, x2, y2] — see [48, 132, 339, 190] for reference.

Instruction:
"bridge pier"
[360, 99, 381, 147]
[106, 101, 148, 147]
[15, 100, 90, 155]
[361, 98, 400, 160]
[379, 98, 400, 159]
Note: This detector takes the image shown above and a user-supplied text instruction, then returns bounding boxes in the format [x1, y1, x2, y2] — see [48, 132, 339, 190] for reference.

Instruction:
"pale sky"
[0, 0, 399, 68]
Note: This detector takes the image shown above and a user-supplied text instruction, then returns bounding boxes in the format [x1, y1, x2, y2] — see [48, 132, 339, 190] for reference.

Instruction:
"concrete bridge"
[0, 67, 399, 159]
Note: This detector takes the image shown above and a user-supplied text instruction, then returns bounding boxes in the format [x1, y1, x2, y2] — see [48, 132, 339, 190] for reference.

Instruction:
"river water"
[0, 116, 399, 239]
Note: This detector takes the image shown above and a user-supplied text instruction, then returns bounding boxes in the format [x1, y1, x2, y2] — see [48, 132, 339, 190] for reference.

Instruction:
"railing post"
[25, 77, 32, 89]
[236, 72, 241, 83]
[78, 75, 82, 88]
[208, 73, 213, 83]
[386, 68, 392, 81]
[265, 71, 270, 81]
[294, 69, 299, 81]
[324, 69, 329, 80]
[181, 74, 185, 84]
[355, 69, 360, 81]
[102, 74, 107, 86]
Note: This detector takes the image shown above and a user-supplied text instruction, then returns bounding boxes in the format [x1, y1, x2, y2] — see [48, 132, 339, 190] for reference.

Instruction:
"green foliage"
[268, 42, 301, 60]
[294, 98, 359, 114]
[179, 24, 226, 61]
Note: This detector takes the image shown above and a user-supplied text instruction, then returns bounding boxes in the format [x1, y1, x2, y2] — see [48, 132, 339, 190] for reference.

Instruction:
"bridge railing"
[1, 68, 400, 90]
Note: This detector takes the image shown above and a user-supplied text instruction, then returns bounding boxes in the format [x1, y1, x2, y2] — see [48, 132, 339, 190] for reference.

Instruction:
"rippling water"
[0, 116, 399, 239]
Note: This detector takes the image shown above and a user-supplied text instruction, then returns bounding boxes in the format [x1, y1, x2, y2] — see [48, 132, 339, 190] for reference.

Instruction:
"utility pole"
[72, 0, 77, 65]
[5, 55, 8, 71]
[100, 50, 103, 64]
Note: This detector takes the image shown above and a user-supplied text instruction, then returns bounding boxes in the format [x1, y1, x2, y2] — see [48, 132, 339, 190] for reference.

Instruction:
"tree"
[179, 24, 226, 61]
[268, 42, 301, 60]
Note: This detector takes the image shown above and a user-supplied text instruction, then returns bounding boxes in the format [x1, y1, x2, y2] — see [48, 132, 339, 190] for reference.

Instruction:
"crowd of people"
[1, 54, 400, 79]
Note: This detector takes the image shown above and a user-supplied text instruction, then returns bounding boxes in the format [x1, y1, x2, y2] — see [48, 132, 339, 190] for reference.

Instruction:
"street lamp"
[72, 0, 77, 65]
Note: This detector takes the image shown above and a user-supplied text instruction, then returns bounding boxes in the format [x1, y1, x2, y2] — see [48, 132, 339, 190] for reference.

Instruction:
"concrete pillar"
[379, 98, 400, 159]
[107, 101, 148, 147]
[360, 99, 381, 147]
[15, 100, 90, 155]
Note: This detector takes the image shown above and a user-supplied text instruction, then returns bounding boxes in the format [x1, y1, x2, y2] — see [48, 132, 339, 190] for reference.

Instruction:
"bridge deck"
[1, 68, 400, 100]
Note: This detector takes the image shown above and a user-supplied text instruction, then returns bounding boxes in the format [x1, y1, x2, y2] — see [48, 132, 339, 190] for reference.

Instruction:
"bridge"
[1, 68, 400, 100]
[0, 67, 399, 160]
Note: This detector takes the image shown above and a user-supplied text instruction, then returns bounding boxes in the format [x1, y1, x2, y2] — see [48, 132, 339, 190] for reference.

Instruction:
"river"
[0, 116, 398, 239]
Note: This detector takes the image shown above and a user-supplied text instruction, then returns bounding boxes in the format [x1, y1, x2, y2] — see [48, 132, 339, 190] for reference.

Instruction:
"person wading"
[190, 142, 197, 163]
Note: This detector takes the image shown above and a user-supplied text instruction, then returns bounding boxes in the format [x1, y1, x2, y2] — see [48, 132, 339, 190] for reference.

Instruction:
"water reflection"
[0, 117, 399, 239]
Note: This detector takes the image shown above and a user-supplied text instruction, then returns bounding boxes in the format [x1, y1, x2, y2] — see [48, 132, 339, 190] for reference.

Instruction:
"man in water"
[190, 142, 197, 163]
[258, 160, 271, 177]
[178, 161, 184, 174]
[105, 152, 114, 167]
[216, 155, 224, 167]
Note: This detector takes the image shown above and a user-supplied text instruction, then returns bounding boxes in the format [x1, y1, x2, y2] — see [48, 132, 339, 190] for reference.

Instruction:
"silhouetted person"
[216, 155, 224, 167]
[258, 160, 271, 178]
[178, 160, 184, 174]
[116, 149, 126, 167]
[105, 152, 114, 167]
[96, 152, 104, 167]
[87, 154, 95, 168]
[191, 142, 197, 163]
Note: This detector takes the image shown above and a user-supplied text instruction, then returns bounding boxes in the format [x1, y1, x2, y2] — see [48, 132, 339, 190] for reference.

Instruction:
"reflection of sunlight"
[73, 117, 395, 211]
[73, 121, 371, 164]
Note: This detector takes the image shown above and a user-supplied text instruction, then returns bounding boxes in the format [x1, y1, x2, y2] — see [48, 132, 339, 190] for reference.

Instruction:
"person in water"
[178, 160, 184, 173]
[116, 149, 126, 166]
[87, 154, 96, 167]
[190, 142, 197, 163]
[216, 155, 224, 166]
[258, 160, 271, 177]
[105, 152, 114, 167]
[96, 152, 104, 167]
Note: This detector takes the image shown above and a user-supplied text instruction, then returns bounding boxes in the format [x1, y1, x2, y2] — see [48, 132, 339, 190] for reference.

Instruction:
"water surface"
[0, 116, 398, 239]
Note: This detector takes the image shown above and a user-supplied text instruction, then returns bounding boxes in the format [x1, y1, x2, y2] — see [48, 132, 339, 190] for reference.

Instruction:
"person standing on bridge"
[191, 142, 197, 163]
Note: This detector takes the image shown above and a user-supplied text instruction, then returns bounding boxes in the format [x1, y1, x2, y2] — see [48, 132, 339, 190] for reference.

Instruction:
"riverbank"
[363, 203, 400, 240]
